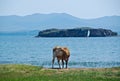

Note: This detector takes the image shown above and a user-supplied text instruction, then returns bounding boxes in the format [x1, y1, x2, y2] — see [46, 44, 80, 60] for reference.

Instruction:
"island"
[36, 27, 118, 37]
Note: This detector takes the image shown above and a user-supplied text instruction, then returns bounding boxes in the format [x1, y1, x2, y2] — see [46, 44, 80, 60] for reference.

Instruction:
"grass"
[0, 64, 120, 81]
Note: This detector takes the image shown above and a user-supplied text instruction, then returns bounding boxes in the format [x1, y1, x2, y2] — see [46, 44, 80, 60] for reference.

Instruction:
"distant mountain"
[85, 16, 120, 32]
[0, 30, 39, 36]
[0, 13, 120, 32]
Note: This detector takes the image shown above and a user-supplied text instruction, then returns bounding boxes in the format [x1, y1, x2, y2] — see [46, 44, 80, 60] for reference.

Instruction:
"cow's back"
[62, 47, 70, 57]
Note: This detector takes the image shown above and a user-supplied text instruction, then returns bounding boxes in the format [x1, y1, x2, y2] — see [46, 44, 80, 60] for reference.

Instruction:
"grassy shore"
[0, 64, 120, 81]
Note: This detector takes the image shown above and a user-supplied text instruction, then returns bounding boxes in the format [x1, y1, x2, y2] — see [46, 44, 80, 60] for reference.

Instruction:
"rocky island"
[36, 28, 117, 37]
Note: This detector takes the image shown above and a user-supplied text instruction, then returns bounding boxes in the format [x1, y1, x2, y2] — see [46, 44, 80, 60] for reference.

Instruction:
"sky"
[0, 0, 120, 19]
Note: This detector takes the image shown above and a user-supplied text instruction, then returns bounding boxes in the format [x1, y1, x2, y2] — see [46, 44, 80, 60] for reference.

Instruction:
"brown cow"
[52, 46, 70, 69]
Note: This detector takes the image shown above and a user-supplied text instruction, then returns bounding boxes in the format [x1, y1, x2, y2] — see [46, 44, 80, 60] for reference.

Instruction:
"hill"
[36, 28, 117, 37]
[0, 13, 120, 32]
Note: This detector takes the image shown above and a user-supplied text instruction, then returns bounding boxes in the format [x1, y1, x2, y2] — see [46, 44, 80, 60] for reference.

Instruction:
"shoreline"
[0, 64, 120, 69]
[0, 63, 120, 69]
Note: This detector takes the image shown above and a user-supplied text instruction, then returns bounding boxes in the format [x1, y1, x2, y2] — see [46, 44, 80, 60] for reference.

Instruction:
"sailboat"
[87, 30, 90, 37]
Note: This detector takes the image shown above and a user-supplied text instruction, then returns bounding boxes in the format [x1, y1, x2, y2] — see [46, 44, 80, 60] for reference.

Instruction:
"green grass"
[0, 64, 120, 81]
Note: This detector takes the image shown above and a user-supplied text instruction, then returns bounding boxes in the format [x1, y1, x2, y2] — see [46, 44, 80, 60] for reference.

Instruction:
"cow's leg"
[52, 57, 55, 68]
[52, 52, 54, 68]
[62, 59, 64, 68]
[58, 59, 61, 69]
[65, 60, 68, 68]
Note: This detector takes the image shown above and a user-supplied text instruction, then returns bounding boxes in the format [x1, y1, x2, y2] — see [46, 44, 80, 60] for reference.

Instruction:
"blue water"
[0, 35, 120, 68]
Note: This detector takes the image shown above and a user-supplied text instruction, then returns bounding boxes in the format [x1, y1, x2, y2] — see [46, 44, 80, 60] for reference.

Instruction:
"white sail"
[87, 30, 90, 37]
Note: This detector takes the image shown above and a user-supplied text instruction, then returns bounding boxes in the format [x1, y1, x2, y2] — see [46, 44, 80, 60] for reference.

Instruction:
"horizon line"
[0, 12, 119, 19]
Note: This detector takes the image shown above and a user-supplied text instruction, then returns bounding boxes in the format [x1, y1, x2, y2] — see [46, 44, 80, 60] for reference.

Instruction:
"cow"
[52, 46, 70, 69]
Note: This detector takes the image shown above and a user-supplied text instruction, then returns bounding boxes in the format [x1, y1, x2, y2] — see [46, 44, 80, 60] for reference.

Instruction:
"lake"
[0, 35, 120, 68]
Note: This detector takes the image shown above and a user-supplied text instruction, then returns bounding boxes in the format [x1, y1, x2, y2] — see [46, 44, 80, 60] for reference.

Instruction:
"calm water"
[0, 35, 120, 68]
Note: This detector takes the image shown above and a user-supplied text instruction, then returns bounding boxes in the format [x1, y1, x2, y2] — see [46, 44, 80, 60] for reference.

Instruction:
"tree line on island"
[36, 27, 118, 37]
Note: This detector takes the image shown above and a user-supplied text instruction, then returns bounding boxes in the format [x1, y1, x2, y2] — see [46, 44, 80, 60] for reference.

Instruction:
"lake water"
[0, 35, 120, 68]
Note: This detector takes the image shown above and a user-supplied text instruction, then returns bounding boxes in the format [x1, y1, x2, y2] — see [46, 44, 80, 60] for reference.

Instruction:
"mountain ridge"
[0, 13, 120, 32]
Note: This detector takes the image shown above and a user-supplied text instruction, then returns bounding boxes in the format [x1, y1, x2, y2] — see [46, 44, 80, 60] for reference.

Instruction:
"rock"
[36, 28, 118, 37]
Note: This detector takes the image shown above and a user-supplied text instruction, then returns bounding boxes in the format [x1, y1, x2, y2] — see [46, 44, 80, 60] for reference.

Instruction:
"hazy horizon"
[0, 0, 120, 19]
[0, 0, 120, 32]
[0, 12, 120, 32]
[0, 12, 120, 19]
